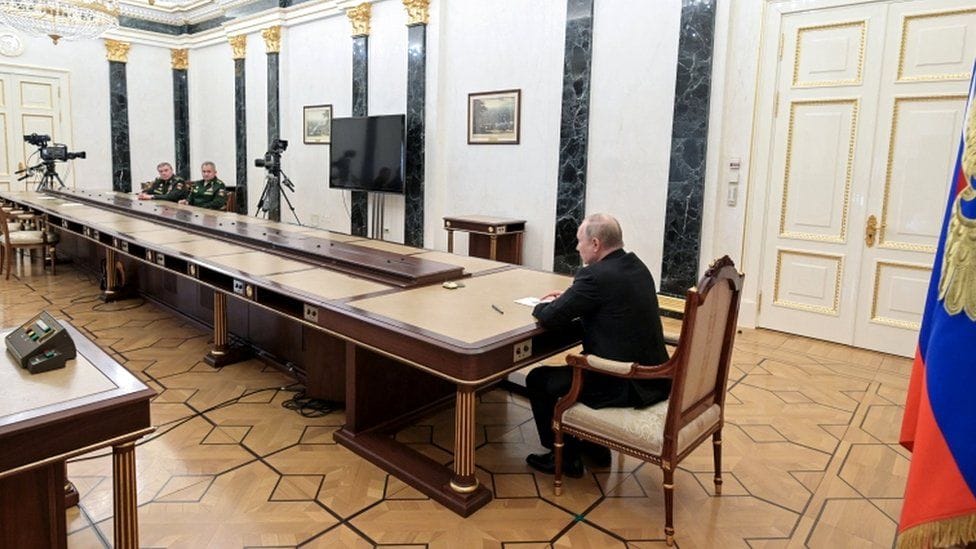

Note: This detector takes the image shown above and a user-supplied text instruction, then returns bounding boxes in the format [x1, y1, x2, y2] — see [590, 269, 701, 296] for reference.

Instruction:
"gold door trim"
[870, 260, 930, 330]
[792, 20, 866, 88]
[773, 249, 844, 315]
[780, 98, 859, 243]
[897, 7, 976, 83]
[879, 94, 968, 252]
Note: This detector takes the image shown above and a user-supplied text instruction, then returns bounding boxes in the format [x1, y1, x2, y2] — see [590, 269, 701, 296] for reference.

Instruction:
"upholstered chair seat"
[0, 208, 56, 279]
[553, 256, 744, 547]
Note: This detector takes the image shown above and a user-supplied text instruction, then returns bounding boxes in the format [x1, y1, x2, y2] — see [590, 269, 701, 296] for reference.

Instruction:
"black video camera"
[23, 133, 86, 162]
[254, 139, 288, 175]
[41, 145, 86, 162]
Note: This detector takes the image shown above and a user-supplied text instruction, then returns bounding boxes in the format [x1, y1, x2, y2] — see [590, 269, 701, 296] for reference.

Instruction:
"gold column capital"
[262, 25, 281, 53]
[171, 48, 188, 70]
[347, 3, 372, 37]
[228, 35, 246, 60]
[104, 39, 131, 63]
[403, 0, 429, 25]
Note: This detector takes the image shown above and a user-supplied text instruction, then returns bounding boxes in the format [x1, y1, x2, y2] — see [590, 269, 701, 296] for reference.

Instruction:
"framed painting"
[304, 104, 333, 144]
[468, 89, 521, 144]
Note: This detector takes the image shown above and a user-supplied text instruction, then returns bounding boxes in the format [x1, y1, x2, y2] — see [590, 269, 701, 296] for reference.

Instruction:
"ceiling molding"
[104, 0, 363, 49]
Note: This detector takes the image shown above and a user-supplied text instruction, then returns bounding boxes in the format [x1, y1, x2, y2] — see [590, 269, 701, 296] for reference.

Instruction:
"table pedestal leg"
[205, 292, 246, 367]
[112, 442, 139, 549]
[449, 387, 479, 494]
[100, 249, 122, 302]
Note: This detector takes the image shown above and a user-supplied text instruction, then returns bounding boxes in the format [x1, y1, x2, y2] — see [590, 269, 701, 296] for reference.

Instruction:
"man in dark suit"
[526, 213, 670, 477]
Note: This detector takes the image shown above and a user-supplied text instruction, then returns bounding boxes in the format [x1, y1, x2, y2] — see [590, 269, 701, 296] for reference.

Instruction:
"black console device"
[5, 311, 76, 374]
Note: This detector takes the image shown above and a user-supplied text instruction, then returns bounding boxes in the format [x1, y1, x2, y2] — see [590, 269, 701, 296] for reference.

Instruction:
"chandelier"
[0, 1, 121, 45]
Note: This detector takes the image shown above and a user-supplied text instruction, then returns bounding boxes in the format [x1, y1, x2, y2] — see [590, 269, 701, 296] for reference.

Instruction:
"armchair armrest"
[566, 353, 676, 380]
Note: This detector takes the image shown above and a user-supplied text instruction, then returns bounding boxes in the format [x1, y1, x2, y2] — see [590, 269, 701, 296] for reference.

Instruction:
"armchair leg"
[663, 468, 675, 546]
[553, 436, 564, 496]
[713, 430, 723, 495]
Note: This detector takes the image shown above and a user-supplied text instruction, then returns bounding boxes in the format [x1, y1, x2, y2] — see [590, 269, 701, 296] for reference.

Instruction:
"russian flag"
[898, 61, 976, 548]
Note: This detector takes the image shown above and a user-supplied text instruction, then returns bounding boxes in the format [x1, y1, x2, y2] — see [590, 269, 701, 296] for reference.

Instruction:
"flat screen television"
[329, 114, 405, 194]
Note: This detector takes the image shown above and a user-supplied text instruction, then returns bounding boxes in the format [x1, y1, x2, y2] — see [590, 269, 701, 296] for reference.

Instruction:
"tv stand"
[443, 215, 525, 265]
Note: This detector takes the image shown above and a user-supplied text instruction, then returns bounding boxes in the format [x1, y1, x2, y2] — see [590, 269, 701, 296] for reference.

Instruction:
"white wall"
[128, 43, 175, 185]
[0, 33, 113, 188]
[0, 0, 765, 288]
[278, 12, 351, 230]
[587, 0, 681, 282]
[429, 0, 566, 269]
[188, 40, 236, 186]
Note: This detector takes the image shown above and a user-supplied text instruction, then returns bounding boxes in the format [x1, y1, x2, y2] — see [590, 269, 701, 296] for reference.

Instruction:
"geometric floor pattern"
[0, 261, 910, 548]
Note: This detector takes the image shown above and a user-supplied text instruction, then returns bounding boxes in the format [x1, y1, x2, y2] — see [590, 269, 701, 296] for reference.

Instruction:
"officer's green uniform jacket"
[185, 178, 227, 210]
[157, 180, 190, 202]
[145, 176, 184, 199]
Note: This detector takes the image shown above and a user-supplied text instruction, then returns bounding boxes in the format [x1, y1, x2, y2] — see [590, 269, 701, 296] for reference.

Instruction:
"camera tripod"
[256, 169, 301, 225]
[17, 160, 65, 191]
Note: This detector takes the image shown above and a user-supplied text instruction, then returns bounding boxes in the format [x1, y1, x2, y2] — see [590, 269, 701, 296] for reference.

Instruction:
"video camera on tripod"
[254, 138, 287, 177]
[18, 133, 86, 190]
[24, 133, 86, 162]
[254, 138, 299, 224]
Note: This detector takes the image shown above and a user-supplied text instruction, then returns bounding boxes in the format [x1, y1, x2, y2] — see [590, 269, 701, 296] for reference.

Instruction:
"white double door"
[758, 0, 976, 356]
[0, 66, 69, 192]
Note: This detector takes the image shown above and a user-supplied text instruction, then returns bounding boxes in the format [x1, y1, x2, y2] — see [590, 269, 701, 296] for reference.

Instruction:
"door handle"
[865, 214, 878, 247]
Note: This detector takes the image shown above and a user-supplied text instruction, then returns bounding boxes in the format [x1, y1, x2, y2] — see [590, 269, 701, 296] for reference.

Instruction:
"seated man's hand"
[178, 199, 188, 205]
[136, 193, 151, 200]
[540, 290, 562, 303]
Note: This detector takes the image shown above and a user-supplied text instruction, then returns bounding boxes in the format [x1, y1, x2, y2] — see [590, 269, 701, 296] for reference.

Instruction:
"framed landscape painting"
[468, 89, 521, 144]
[304, 104, 333, 144]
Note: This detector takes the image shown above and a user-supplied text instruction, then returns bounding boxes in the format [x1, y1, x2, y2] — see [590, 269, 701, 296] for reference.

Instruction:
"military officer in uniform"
[176, 161, 227, 210]
[137, 162, 184, 201]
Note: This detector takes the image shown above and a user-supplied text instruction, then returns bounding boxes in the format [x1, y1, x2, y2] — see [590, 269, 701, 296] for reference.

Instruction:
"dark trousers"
[526, 365, 633, 455]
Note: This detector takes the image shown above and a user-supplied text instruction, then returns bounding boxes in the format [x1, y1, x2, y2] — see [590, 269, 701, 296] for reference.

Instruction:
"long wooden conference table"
[0, 189, 581, 516]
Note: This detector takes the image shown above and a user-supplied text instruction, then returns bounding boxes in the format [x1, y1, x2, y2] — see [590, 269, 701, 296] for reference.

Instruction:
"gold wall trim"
[870, 261, 929, 330]
[880, 94, 968, 253]
[171, 48, 188, 70]
[773, 249, 843, 315]
[104, 39, 131, 63]
[403, 0, 429, 26]
[792, 20, 865, 88]
[262, 26, 281, 53]
[780, 98, 858, 243]
[347, 2, 371, 37]
[229, 35, 246, 59]
[897, 8, 976, 83]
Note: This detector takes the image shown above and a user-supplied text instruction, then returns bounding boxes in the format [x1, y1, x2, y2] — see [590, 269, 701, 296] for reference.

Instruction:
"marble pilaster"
[108, 57, 132, 193]
[172, 66, 190, 181]
[350, 35, 369, 236]
[660, 0, 716, 297]
[403, 23, 426, 247]
[264, 26, 282, 222]
[235, 58, 248, 214]
[552, 0, 595, 274]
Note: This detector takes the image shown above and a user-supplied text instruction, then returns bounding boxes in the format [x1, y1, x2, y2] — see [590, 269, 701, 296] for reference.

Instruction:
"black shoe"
[526, 451, 584, 478]
[581, 443, 612, 468]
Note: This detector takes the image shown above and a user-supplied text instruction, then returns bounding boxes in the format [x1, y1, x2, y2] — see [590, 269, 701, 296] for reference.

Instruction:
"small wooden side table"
[443, 215, 526, 265]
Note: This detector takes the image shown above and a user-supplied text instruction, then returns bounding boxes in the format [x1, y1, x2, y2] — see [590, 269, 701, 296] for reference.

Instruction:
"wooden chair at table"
[222, 186, 237, 213]
[0, 207, 55, 279]
[551, 255, 744, 546]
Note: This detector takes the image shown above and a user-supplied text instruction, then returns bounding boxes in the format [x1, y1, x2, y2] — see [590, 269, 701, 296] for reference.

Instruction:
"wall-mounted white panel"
[127, 44, 175, 187]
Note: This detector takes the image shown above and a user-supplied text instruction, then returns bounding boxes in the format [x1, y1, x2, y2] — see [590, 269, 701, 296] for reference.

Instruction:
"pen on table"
[491, 304, 505, 315]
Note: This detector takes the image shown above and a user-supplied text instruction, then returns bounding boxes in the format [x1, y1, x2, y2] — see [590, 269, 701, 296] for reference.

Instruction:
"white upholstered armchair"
[552, 255, 744, 546]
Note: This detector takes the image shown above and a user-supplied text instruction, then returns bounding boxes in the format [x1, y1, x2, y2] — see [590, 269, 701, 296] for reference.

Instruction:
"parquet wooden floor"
[0, 262, 910, 548]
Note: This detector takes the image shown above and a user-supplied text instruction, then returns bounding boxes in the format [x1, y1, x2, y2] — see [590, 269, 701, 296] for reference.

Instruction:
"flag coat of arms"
[898, 60, 976, 548]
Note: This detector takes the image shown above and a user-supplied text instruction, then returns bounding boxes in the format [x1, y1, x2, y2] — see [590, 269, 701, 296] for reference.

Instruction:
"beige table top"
[347, 268, 572, 344]
[161, 239, 254, 258]
[205, 251, 316, 277]
[266, 269, 392, 301]
[134, 228, 208, 245]
[413, 251, 508, 275]
[0, 332, 117, 417]
[95, 219, 162, 234]
[350, 239, 423, 255]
